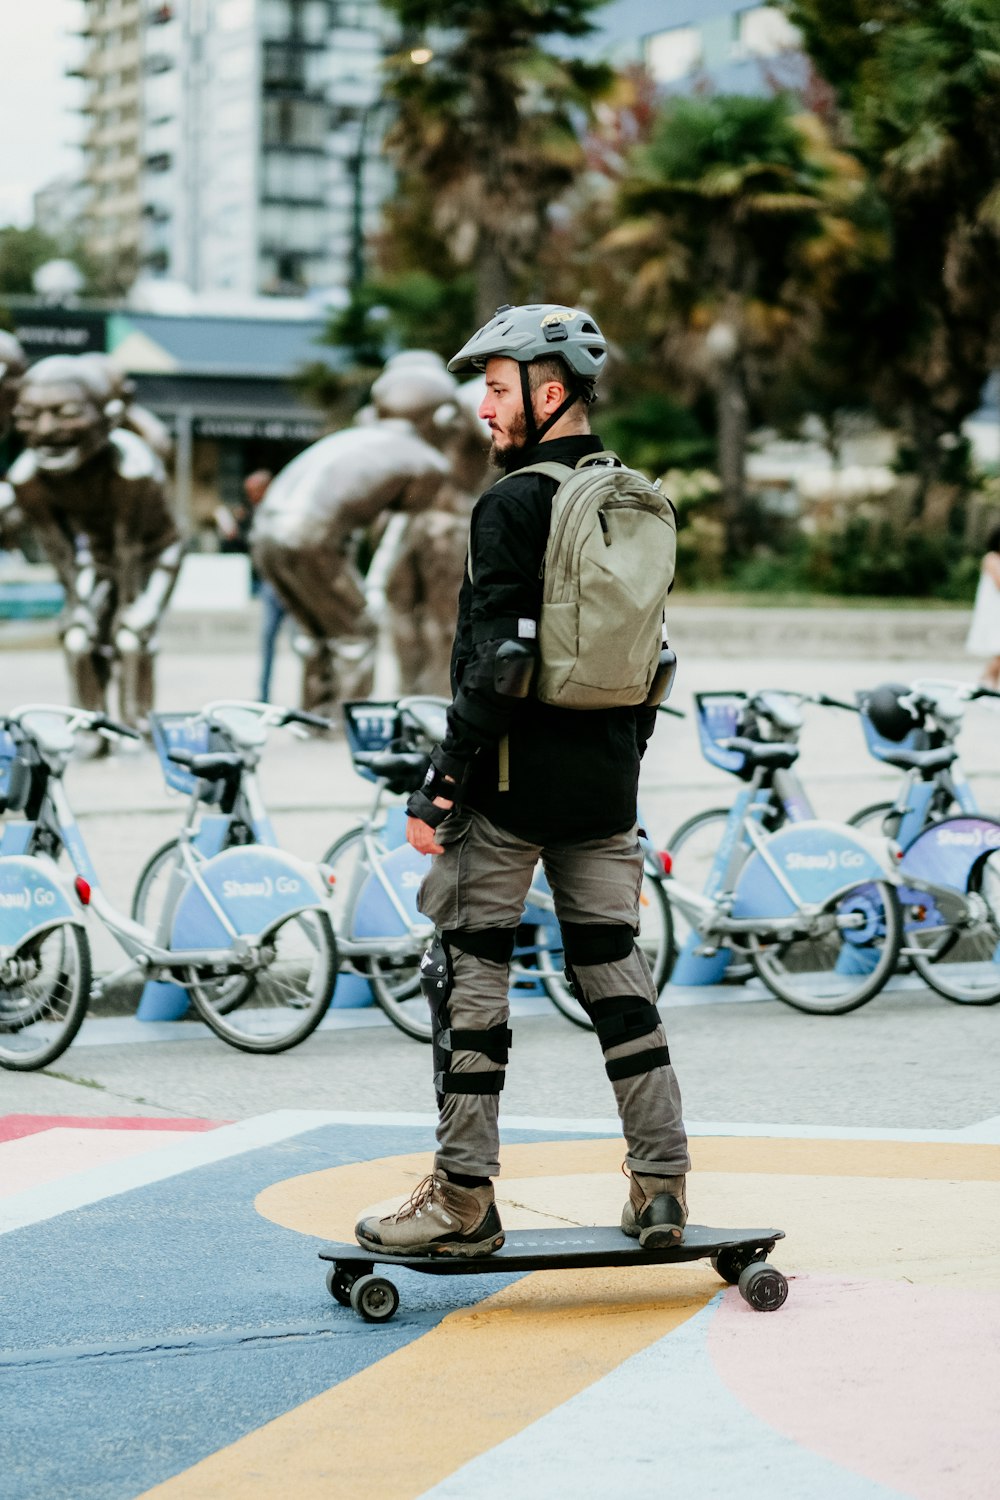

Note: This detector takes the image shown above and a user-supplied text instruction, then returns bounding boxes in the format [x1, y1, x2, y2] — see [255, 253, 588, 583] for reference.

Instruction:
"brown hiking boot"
[621, 1167, 688, 1248]
[355, 1172, 505, 1258]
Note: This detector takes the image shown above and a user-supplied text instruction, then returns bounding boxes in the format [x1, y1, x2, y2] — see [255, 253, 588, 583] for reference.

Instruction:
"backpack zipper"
[546, 474, 609, 600]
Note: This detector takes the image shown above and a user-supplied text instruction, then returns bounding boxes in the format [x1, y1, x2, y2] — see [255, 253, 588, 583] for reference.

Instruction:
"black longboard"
[320, 1224, 788, 1322]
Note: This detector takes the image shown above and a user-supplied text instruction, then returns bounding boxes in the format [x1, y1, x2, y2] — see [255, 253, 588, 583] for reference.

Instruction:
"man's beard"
[488, 409, 529, 473]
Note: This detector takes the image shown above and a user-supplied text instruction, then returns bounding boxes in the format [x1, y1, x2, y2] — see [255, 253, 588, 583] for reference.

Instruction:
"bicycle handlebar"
[280, 708, 333, 731]
[814, 693, 859, 713]
[90, 713, 143, 741]
[3, 704, 142, 741]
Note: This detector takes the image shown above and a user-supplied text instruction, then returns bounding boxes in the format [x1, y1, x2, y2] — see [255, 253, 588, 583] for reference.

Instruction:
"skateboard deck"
[320, 1224, 788, 1321]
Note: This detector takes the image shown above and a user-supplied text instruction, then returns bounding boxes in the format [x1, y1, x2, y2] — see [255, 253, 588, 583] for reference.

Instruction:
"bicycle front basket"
[694, 692, 751, 776]
[149, 712, 216, 797]
[343, 701, 402, 783]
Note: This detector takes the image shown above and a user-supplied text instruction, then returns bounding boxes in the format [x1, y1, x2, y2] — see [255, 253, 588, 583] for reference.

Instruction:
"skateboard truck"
[319, 1224, 788, 1323]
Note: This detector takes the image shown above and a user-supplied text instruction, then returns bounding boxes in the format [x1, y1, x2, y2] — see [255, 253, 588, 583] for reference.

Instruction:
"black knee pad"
[425, 931, 514, 1105]
[590, 994, 661, 1052]
[590, 994, 669, 1082]
[561, 922, 635, 968]
[445, 926, 518, 964]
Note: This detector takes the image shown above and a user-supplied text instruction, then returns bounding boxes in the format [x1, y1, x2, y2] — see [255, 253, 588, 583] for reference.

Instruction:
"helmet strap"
[518, 362, 578, 448]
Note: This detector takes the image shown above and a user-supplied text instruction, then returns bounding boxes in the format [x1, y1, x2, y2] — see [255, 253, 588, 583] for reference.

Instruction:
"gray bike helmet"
[448, 303, 608, 444]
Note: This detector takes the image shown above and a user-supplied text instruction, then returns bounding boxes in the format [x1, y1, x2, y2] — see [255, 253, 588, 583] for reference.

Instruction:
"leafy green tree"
[380, 0, 613, 322]
[0, 225, 61, 295]
[602, 93, 873, 548]
[782, 0, 1000, 523]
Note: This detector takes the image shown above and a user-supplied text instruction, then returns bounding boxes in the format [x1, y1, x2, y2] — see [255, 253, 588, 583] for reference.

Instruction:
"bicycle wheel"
[185, 907, 337, 1053]
[324, 824, 433, 1042]
[131, 837, 182, 927]
[666, 808, 754, 981]
[534, 868, 675, 1029]
[368, 951, 431, 1040]
[0, 920, 92, 1071]
[846, 802, 893, 834]
[748, 878, 902, 1014]
[908, 850, 1000, 1004]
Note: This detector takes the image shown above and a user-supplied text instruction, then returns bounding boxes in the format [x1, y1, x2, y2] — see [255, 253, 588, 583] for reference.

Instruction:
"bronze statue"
[0, 330, 27, 441]
[250, 402, 453, 715]
[76, 352, 174, 466]
[376, 365, 491, 696]
[3, 355, 183, 742]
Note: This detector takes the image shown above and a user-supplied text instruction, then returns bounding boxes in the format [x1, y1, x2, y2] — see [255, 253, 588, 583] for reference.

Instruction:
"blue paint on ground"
[0, 1123, 594, 1500]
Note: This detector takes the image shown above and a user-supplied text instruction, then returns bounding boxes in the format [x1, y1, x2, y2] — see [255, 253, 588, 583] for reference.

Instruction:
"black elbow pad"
[493, 639, 536, 699]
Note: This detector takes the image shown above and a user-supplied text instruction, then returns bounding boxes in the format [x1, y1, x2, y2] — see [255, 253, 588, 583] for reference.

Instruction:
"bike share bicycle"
[321, 698, 674, 1039]
[659, 691, 903, 1013]
[856, 679, 1000, 1004]
[666, 682, 1000, 1006]
[0, 702, 337, 1068]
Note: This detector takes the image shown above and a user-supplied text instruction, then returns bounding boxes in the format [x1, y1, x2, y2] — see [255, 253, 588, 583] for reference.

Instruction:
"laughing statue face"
[13, 358, 115, 475]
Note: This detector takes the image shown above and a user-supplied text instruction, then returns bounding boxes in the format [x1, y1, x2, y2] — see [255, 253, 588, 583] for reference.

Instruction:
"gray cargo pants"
[417, 807, 690, 1181]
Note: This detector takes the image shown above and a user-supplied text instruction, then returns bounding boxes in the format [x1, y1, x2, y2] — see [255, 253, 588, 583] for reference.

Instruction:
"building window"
[262, 97, 328, 147]
[261, 154, 326, 201]
[263, 44, 307, 90]
[645, 26, 703, 84]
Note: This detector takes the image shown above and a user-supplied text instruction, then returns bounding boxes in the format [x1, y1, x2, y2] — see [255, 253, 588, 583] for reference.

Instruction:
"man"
[4, 355, 182, 740]
[355, 304, 689, 1258]
[241, 469, 287, 701]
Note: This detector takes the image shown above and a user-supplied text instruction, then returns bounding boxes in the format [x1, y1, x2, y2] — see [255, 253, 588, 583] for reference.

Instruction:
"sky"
[0, 0, 85, 226]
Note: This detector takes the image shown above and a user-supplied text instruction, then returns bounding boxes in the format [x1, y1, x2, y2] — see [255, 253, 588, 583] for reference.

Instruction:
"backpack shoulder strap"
[574, 450, 623, 470]
[492, 461, 576, 487]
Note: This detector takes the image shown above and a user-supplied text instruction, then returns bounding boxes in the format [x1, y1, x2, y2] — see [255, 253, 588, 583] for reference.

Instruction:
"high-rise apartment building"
[75, 0, 396, 297]
[75, 0, 145, 285]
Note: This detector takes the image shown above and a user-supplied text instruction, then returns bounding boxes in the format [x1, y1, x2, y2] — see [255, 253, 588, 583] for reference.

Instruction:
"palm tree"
[380, 0, 612, 323]
[602, 93, 873, 550]
[784, 0, 1000, 525]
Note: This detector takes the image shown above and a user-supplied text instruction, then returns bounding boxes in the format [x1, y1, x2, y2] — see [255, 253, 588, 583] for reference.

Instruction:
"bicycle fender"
[732, 822, 888, 918]
[898, 816, 1000, 895]
[351, 843, 428, 940]
[0, 856, 79, 952]
[170, 847, 326, 948]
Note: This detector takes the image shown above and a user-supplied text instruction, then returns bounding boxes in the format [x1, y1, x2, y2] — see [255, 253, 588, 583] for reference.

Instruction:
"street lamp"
[347, 45, 433, 292]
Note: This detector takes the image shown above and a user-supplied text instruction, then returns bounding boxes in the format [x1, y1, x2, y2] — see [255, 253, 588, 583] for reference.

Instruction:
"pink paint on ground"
[0, 1115, 223, 1143]
[0, 1126, 223, 1197]
[708, 1274, 1000, 1500]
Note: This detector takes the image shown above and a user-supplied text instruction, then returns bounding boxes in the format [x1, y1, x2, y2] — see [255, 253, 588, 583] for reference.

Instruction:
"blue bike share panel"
[0, 856, 77, 949]
[171, 847, 327, 949]
[732, 822, 887, 920]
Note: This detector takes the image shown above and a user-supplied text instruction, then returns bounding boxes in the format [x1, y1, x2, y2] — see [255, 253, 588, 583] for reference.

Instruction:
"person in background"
[243, 469, 285, 701]
[965, 524, 1000, 689]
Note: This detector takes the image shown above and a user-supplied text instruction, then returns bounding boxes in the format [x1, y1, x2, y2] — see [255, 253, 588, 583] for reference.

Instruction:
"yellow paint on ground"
[140, 1134, 1000, 1500]
[140, 1265, 708, 1500]
[255, 1134, 1000, 1247]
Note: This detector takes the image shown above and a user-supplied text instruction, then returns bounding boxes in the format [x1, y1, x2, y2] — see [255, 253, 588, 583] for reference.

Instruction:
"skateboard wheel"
[738, 1262, 788, 1312]
[712, 1247, 763, 1285]
[350, 1273, 400, 1324]
[326, 1264, 356, 1307]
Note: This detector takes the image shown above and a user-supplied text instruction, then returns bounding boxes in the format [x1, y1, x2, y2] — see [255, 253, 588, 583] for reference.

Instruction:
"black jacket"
[433, 432, 656, 846]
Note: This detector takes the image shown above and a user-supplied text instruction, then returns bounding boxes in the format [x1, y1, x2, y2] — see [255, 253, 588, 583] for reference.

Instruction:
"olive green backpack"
[495, 451, 677, 709]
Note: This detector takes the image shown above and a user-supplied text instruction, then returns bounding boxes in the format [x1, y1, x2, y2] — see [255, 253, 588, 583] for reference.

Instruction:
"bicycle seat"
[724, 738, 800, 770]
[354, 750, 428, 792]
[875, 746, 957, 774]
[167, 750, 245, 779]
